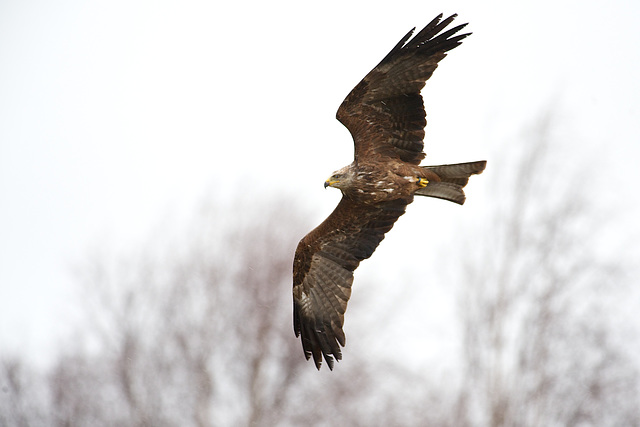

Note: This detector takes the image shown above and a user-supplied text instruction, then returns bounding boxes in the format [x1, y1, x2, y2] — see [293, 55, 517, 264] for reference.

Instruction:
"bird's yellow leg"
[417, 178, 429, 188]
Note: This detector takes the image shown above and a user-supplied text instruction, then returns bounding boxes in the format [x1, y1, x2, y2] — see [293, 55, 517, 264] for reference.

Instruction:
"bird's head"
[324, 165, 353, 190]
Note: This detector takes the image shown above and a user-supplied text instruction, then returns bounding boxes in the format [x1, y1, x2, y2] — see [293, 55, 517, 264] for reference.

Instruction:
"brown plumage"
[293, 13, 487, 370]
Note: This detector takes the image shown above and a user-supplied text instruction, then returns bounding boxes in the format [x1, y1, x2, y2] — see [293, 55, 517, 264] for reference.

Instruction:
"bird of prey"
[292, 13, 486, 370]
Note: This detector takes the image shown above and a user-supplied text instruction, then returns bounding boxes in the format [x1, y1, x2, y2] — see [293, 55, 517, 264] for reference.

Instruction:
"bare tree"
[45, 196, 311, 426]
[448, 114, 640, 426]
[0, 357, 49, 427]
[43, 193, 432, 427]
[6, 115, 639, 427]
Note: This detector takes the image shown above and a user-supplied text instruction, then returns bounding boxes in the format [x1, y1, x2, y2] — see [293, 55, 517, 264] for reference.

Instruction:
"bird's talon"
[417, 178, 429, 188]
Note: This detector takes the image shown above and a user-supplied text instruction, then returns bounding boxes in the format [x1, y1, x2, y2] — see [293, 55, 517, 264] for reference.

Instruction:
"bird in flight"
[292, 13, 486, 370]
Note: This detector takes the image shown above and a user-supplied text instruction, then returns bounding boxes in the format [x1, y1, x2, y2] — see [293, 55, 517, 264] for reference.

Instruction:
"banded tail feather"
[416, 160, 486, 204]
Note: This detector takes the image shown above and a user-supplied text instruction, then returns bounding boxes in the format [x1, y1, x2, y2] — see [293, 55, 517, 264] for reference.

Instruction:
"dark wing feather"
[293, 196, 412, 369]
[337, 14, 470, 165]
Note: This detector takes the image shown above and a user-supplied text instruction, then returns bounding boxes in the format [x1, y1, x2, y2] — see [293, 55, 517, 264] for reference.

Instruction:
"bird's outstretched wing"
[337, 14, 470, 165]
[293, 196, 412, 369]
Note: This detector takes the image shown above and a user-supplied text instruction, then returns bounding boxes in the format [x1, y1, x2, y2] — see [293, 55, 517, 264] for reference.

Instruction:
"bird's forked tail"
[415, 160, 487, 205]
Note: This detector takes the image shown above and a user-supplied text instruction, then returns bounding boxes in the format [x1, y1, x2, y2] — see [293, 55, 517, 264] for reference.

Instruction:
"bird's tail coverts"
[416, 160, 486, 204]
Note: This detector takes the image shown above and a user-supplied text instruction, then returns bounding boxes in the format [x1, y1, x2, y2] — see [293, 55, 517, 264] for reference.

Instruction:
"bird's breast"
[343, 168, 413, 203]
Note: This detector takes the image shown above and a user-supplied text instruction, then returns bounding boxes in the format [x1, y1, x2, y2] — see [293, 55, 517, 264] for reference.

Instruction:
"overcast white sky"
[1, 0, 639, 366]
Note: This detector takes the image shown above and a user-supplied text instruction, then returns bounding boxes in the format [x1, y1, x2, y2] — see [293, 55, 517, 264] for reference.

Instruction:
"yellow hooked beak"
[324, 178, 339, 189]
